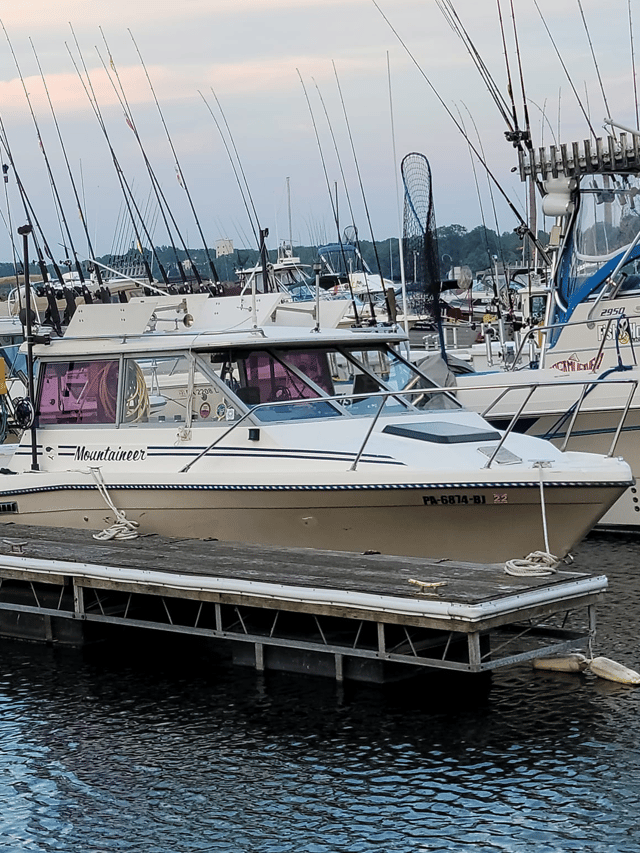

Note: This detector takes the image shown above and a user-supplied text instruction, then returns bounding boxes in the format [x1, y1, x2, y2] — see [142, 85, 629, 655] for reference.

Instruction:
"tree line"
[0, 224, 547, 291]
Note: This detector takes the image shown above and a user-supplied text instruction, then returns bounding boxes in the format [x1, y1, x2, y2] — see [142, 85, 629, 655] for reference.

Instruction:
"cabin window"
[123, 355, 217, 425]
[240, 349, 339, 421]
[208, 348, 341, 421]
[37, 360, 119, 425]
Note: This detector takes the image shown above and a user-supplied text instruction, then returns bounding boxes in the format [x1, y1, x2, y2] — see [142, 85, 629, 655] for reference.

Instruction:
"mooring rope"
[505, 463, 559, 576]
[89, 466, 139, 541]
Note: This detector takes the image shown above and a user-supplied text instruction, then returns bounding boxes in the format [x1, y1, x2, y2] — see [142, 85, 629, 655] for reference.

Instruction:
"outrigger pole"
[18, 224, 39, 472]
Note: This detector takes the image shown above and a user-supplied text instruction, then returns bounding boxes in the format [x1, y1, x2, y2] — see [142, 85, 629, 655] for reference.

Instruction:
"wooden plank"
[0, 523, 595, 606]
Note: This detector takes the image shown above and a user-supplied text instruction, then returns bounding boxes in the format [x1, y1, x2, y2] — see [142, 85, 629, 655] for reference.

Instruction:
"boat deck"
[0, 524, 606, 683]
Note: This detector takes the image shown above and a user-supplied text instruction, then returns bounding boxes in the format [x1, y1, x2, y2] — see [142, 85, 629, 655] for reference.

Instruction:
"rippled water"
[1, 533, 639, 852]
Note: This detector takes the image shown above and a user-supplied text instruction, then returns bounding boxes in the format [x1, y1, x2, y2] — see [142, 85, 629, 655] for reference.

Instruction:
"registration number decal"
[423, 494, 486, 506]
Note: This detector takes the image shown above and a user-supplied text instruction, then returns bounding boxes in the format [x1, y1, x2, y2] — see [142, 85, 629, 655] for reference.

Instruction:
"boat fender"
[588, 656, 640, 685]
[533, 653, 589, 673]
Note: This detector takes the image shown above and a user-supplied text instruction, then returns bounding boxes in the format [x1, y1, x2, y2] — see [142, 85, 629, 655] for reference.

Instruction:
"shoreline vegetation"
[0, 223, 549, 297]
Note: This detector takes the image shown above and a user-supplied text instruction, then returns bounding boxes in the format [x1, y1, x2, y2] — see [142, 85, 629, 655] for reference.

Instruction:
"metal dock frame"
[0, 548, 605, 683]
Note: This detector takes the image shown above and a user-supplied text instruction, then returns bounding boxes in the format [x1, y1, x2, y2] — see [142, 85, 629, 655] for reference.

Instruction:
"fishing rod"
[30, 37, 107, 286]
[576, 0, 613, 132]
[96, 39, 193, 287]
[461, 103, 514, 317]
[209, 87, 262, 243]
[129, 30, 220, 285]
[529, 0, 598, 141]
[66, 29, 164, 285]
[387, 51, 409, 334]
[0, 114, 63, 288]
[435, 0, 541, 195]
[200, 88, 274, 297]
[311, 78, 369, 318]
[1, 165, 23, 289]
[199, 90, 270, 290]
[333, 61, 388, 320]
[312, 77, 380, 316]
[506, 0, 534, 156]
[434, 0, 518, 138]
[296, 70, 361, 324]
[1, 25, 85, 288]
[370, 0, 550, 266]
[495, 0, 521, 146]
[455, 104, 502, 320]
[630, 0, 639, 130]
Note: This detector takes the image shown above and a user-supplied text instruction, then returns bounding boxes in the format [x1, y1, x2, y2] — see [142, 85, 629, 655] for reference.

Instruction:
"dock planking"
[0, 521, 597, 600]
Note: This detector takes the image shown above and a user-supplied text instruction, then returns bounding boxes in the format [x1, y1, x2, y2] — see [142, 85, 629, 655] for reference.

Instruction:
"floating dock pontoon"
[0, 525, 605, 683]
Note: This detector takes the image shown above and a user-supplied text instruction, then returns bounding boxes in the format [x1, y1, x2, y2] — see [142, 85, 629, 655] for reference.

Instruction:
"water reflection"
[0, 533, 638, 852]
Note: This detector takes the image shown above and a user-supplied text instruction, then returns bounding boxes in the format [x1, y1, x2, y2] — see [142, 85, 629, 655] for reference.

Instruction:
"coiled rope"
[89, 467, 139, 541]
[505, 462, 560, 576]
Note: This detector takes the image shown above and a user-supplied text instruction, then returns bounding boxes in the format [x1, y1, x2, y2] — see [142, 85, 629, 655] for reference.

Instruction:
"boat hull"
[0, 479, 626, 563]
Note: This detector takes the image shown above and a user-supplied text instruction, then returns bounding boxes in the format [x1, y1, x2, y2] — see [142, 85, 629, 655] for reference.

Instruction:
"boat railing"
[471, 376, 638, 464]
[508, 312, 640, 370]
[180, 375, 637, 473]
[180, 388, 413, 474]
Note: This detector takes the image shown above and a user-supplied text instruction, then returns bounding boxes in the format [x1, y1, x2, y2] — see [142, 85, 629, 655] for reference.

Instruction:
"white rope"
[505, 463, 558, 576]
[505, 550, 559, 576]
[89, 467, 139, 541]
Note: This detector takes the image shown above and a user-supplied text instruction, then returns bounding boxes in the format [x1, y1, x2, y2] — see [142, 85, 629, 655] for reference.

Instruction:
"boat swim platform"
[0, 524, 606, 683]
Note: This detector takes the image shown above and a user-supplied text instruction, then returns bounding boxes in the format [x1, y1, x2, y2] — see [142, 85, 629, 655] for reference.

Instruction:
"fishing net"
[401, 152, 446, 357]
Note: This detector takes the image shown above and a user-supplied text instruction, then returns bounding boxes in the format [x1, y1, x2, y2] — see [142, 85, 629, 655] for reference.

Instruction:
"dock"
[0, 524, 606, 683]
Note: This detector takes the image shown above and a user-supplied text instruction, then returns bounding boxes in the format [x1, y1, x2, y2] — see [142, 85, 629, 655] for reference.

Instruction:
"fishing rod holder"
[148, 298, 194, 331]
[518, 132, 640, 181]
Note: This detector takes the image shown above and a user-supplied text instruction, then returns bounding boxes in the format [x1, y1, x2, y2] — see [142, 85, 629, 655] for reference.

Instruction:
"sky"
[0, 0, 637, 265]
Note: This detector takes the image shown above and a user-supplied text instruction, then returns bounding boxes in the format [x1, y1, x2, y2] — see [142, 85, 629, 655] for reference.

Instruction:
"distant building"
[216, 239, 234, 258]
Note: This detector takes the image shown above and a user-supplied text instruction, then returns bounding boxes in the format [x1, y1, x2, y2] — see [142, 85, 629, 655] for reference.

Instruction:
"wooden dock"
[0, 524, 606, 683]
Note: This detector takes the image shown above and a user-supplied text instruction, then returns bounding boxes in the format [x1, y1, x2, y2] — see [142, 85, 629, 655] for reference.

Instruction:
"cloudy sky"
[0, 0, 636, 266]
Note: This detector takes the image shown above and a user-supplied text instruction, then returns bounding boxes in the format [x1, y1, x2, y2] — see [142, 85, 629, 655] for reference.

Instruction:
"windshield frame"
[198, 341, 460, 424]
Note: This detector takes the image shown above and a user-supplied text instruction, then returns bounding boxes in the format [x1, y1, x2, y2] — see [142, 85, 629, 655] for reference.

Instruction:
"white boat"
[451, 137, 640, 530]
[0, 291, 631, 562]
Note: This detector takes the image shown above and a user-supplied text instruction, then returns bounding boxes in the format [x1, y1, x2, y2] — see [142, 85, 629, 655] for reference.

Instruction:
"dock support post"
[215, 603, 222, 633]
[73, 582, 84, 617]
[588, 604, 597, 655]
[255, 642, 264, 672]
[468, 632, 482, 669]
[334, 653, 344, 683]
[376, 623, 386, 656]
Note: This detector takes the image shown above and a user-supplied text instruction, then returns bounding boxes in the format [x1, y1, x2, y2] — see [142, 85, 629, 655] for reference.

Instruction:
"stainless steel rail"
[181, 375, 637, 473]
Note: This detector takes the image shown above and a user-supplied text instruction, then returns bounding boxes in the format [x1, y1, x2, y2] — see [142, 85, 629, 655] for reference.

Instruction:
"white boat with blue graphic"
[454, 136, 640, 529]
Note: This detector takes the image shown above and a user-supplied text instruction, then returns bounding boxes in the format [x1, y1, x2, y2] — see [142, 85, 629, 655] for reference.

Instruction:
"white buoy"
[533, 653, 589, 673]
[588, 656, 640, 685]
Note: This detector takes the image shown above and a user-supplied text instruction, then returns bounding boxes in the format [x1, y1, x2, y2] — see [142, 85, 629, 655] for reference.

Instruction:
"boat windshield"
[208, 343, 457, 422]
[556, 173, 640, 307]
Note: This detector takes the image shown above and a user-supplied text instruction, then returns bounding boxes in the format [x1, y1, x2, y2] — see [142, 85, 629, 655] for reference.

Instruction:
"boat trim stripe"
[0, 480, 632, 498]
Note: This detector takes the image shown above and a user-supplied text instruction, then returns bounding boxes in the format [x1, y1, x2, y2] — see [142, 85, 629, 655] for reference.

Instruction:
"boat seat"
[353, 373, 379, 395]
[237, 386, 260, 406]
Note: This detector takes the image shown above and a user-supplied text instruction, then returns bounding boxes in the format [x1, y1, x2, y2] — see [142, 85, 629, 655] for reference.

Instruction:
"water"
[1, 533, 639, 852]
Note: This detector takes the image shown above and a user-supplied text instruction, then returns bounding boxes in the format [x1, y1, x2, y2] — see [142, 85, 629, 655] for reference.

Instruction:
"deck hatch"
[382, 421, 501, 444]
